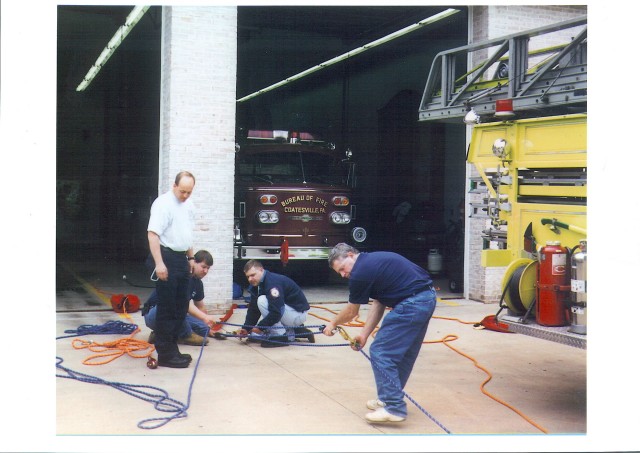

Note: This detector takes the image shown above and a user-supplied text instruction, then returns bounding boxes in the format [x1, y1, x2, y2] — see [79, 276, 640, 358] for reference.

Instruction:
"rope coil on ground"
[56, 321, 208, 429]
[58, 320, 138, 339]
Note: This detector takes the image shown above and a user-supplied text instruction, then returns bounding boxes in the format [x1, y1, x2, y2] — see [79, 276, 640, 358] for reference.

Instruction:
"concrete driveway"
[49, 259, 594, 452]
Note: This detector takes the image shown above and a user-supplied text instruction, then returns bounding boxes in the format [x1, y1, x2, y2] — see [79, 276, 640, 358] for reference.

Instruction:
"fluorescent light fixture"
[76, 6, 150, 92]
[237, 8, 460, 103]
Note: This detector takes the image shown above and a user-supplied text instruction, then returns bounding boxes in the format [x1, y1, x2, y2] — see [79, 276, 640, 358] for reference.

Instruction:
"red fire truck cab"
[233, 130, 367, 280]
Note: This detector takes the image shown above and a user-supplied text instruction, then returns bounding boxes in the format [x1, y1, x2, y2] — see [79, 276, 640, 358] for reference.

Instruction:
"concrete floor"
[51, 258, 594, 451]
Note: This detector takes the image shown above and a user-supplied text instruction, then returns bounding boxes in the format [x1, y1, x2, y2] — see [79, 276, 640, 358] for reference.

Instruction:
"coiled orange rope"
[72, 327, 155, 365]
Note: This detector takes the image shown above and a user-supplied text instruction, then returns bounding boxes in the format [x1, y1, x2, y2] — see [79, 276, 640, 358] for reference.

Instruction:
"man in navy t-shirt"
[323, 243, 437, 424]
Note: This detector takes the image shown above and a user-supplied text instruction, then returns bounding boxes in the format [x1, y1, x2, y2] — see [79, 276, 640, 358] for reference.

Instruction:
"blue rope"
[217, 322, 346, 347]
[56, 320, 205, 429]
[56, 356, 190, 429]
[358, 347, 451, 434]
[57, 320, 138, 340]
[219, 321, 326, 330]
[226, 319, 449, 430]
[137, 334, 208, 429]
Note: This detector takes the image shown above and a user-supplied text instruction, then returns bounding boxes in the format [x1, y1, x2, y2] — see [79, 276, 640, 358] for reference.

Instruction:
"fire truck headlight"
[351, 227, 367, 243]
[257, 210, 279, 224]
[331, 211, 351, 224]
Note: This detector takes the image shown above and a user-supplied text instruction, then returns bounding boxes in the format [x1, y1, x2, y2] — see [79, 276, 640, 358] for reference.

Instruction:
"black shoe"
[157, 355, 191, 368]
[260, 335, 291, 348]
[294, 326, 315, 343]
[180, 353, 192, 363]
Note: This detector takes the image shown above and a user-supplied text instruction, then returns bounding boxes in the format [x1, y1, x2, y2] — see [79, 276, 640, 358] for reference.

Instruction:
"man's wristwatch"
[187, 256, 195, 261]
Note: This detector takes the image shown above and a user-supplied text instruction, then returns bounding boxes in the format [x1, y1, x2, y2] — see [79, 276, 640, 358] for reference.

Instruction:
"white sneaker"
[366, 399, 386, 410]
[365, 407, 406, 423]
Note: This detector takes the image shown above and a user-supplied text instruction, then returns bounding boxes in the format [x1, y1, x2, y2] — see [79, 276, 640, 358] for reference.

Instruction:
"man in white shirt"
[146, 171, 197, 368]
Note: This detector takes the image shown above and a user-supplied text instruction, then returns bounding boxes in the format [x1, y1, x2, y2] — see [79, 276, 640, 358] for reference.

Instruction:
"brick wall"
[159, 6, 237, 308]
[465, 5, 587, 303]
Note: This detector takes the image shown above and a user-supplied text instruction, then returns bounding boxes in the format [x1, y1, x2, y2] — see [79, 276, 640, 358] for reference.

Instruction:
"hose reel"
[501, 258, 537, 315]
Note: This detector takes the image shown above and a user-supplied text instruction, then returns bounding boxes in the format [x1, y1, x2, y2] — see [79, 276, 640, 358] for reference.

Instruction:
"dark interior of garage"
[56, 5, 468, 270]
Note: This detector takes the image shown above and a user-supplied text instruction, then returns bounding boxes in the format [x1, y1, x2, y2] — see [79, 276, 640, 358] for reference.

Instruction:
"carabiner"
[335, 326, 361, 350]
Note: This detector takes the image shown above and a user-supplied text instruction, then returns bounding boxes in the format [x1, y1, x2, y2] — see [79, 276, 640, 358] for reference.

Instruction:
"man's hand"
[202, 315, 217, 328]
[155, 263, 169, 281]
[351, 334, 367, 351]
[236, 329, 249, 337]
[250, 327, 263, 335]
[323, 323, 336, 336]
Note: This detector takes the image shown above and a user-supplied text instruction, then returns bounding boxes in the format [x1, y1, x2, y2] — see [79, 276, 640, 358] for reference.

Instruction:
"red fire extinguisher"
[280, 238, 289, 266]
[536, 241, 571, 326]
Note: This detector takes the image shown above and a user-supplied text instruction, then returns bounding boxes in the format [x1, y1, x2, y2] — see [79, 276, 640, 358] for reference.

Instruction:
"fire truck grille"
[290, 215, 323, 222]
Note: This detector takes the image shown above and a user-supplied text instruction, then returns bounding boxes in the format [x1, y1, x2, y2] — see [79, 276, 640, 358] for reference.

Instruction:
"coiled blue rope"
[57, 320, 138, 340]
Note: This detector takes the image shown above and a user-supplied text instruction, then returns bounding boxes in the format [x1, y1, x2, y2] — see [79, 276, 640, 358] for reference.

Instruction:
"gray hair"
[328, 243, 359, 266]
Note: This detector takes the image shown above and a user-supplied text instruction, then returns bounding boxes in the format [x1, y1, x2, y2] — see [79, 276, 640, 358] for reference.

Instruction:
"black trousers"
[146, 249, 190, 358]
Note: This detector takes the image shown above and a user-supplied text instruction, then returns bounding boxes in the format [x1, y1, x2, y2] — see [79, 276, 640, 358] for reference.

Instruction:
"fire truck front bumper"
[234, 245, 330, 261]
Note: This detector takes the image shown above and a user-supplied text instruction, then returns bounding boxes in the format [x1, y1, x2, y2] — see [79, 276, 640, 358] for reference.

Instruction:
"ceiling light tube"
[237, 8, 459, 103]
[76, 5, 150, 92]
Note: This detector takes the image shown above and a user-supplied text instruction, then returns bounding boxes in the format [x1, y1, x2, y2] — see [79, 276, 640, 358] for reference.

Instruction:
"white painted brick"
[159, 6, 237, 305]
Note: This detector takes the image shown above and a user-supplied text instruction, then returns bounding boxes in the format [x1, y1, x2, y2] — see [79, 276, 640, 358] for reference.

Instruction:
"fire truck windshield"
[237, 150, 347, 186]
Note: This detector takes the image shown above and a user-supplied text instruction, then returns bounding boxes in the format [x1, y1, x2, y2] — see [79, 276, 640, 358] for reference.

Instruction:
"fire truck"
[418, 16, 587, 348]
[233, 129, 367, 281]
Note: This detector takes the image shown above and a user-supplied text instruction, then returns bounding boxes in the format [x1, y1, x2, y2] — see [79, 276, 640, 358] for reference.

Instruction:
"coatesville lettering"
[284, 206, 326, 213]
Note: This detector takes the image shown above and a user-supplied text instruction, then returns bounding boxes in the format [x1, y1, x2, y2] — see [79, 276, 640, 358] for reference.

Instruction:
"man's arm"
[147, 231, 168, 281]
[323, 302, 361, 336]
[188, 300, 216, 328]
[352, 299, 385, 349]
[239, 299, 261, 335]
[186, 247, 195, 273]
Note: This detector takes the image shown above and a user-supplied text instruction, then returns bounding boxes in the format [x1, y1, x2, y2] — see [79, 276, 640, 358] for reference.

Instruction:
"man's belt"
[411, 285, 433, 296]
[160, 245, 187, 254]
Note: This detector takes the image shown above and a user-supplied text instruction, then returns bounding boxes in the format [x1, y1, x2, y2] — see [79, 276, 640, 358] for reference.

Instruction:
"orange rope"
[309, 304, 366, 327]
[70, 302, 155, 365]
[433, 333, 548, 434]
[72, 327, 155, 365]
[309, 304, 548, 434]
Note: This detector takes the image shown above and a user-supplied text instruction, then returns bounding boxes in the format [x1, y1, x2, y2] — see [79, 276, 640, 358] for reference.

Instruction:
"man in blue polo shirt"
[323, 243, 437, 424]
[237, 260, 314, 348]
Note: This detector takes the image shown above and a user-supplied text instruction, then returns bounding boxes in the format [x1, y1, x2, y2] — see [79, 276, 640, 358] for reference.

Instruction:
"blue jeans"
[369, 289, 437, 417]
[143, 306, 210, 338]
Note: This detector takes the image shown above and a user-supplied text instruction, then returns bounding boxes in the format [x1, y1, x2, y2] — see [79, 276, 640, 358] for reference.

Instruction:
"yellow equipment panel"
[468, 114, 587, 267]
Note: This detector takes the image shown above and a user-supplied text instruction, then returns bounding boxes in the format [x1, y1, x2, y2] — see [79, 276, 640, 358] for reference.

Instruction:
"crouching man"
[237, 260, 315, 348]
